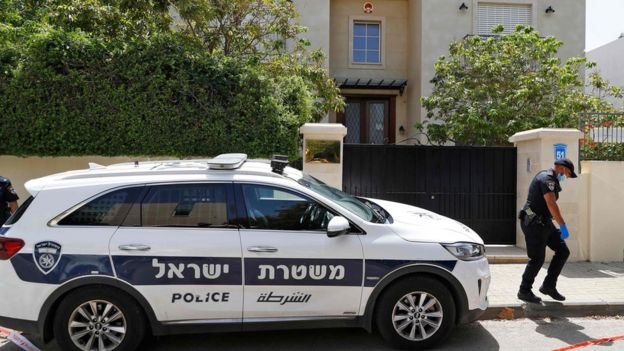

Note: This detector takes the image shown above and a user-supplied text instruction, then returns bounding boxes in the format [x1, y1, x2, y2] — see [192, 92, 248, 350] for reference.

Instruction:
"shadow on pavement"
[0, 322, 501, 350]
[0, 340, 19, 351]
[532, 317, 613, 348]
[141, 322, 500, 351]
[558, 262, 624, 279]
[443, 321, 501, 350]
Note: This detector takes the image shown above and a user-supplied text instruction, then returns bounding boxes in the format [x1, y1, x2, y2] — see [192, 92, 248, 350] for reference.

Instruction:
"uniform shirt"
[524, 169, 561, 218]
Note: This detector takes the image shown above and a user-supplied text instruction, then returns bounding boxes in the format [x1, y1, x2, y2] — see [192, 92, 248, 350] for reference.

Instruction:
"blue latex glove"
[560, 224, 570, 240]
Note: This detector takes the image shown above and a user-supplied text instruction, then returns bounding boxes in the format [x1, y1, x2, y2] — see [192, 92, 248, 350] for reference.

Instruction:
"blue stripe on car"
[11, 254, 456, 287]
[113, 256, 242, 285]
[11, 253, 114, 284]
[244, 258, 364, 286]
[364, 259, 457, 287]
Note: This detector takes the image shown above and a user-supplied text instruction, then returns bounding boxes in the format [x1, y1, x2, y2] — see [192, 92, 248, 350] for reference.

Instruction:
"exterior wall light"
[545, 6, 555, 14]
[459, 2, 469, 11]
[399, 125, 405, 134]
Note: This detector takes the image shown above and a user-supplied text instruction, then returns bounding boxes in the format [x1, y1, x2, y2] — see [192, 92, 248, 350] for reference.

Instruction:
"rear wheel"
[53, 286, 145, 351]
[376, 276, 456, 349]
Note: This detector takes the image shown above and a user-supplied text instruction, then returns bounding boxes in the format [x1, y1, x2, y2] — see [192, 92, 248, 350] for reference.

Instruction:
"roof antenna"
[134, 160, 139, 168]
[271, 155, 289, 174]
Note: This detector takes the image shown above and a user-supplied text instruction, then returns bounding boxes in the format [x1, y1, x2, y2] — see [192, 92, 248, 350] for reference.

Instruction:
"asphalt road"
[2, 317, 623, 351]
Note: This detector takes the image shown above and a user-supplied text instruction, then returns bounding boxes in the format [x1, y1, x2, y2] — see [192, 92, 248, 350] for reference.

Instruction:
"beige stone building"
[294, 0, 586, 144]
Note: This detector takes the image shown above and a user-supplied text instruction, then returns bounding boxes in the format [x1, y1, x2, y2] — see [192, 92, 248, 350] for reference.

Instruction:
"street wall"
[510, 129, 586, 262]
[582, 161, 624, 262]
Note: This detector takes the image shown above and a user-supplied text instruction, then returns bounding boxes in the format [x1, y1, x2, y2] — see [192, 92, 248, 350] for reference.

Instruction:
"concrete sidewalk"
[482, 262, 624, 320]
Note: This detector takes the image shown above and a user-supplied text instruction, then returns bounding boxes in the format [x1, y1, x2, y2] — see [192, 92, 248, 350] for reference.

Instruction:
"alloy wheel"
[391, 291, 443, 341]
[67, 299, 127, 351]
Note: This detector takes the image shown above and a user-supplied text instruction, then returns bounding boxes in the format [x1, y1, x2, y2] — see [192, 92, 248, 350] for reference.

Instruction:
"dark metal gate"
[343, 145, 517, 244]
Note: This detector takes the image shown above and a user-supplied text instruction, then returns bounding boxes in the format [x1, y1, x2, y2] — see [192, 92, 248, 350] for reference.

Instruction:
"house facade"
[294, 0, 586, 144]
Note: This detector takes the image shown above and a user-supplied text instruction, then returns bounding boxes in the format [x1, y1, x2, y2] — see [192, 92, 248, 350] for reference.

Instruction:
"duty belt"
[520, 206, 549, 226]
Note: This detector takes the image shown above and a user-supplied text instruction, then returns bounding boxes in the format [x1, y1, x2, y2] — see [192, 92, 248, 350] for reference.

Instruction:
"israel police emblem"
[547, 181, 555, 191]
[33, 241, 62, 275]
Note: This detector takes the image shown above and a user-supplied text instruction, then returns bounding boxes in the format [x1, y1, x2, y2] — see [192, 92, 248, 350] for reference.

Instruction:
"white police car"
[0, 154, 490, 350]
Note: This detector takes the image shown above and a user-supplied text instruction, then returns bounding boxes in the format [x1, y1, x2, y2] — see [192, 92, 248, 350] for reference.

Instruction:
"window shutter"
[477, 3, 532, 35]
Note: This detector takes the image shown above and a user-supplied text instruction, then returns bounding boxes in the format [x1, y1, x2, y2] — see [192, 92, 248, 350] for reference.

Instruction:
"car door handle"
[247, 246, 278, 253]
[118, 244, 151, 251]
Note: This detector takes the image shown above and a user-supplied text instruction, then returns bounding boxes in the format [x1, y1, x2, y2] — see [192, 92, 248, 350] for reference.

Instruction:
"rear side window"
[58, 187, 143, 226]
[4, 196, 35, 225]
[141, 184, 230, 228]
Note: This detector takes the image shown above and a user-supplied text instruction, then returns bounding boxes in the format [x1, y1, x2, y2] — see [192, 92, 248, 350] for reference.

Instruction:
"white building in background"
[586, 37, 624, 110]
[294, 0, 586, 144]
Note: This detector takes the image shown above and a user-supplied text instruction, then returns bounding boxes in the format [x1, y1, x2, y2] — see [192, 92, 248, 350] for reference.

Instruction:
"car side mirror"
[327, 216, 350, 238]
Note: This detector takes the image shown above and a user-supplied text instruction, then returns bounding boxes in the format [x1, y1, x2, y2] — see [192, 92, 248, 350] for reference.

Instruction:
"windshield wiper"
[358, 198, 387, 223]
[373, 208, 387, 223]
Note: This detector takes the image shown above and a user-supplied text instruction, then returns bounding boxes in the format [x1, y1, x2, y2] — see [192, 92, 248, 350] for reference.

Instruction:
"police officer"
[517, 159, 576, 304]
[1, 176, 19, 224]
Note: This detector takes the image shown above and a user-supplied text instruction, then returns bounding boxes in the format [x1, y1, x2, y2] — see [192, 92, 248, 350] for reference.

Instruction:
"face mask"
[557, 174, 566, 182]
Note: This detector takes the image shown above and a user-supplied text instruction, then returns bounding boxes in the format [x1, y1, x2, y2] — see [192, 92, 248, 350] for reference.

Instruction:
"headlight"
[442, 242, 485, 261]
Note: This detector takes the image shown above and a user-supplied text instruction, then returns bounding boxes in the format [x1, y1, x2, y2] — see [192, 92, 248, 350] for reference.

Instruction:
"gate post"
[509, 128, 587, 261]
[299, 123, 347, 189]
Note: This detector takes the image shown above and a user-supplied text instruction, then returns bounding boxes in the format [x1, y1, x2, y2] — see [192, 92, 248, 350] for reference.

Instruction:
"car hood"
[369, 198, 484, 244]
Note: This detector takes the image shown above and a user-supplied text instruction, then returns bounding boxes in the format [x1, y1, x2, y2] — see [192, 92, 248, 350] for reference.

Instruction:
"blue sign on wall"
[554, 144, 567, 160]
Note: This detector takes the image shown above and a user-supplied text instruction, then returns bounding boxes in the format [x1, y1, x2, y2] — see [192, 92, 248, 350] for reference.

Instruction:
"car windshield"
[295, 174, 385, 223]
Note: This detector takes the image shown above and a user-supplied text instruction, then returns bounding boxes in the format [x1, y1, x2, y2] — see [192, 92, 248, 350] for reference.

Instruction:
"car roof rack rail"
[152, 161, 209, 170]
[207, 153, 248, 170]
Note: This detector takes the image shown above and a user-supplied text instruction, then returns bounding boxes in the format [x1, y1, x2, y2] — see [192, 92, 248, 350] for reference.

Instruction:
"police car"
[0, 154, 490, 350]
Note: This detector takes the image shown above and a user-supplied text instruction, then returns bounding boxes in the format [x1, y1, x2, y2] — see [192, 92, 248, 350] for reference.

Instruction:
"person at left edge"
[0, 176, 19, 224]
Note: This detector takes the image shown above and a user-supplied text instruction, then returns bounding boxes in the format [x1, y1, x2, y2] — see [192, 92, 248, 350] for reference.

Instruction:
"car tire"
[376, 276, 456, 350]
[53, 286, 146, 351]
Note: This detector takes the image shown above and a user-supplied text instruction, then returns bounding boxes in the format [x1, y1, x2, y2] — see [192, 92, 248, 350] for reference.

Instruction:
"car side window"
[141, 184, 230, 228]
[240, 184, 335, 231]
[58, 187, 143, 226]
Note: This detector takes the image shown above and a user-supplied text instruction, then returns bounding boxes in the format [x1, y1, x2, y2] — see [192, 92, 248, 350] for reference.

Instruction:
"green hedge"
[0, 30, 312, 158]
[581, 142, 624, 161]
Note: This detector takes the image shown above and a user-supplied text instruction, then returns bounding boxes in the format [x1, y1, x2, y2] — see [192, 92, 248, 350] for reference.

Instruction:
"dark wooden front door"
[338, 97, 395, 144]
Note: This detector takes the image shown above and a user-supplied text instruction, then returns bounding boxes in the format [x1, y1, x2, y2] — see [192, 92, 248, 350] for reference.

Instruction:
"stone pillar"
[299, 123, 347, 189]
[508, 128, 586, 262]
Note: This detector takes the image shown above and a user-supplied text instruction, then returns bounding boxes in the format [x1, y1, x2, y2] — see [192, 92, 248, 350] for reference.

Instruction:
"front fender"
[360, 264, 469, 332]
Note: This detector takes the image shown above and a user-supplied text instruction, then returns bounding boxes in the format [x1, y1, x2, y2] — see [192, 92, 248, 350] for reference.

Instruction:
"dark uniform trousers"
[519, 217, 570, 292]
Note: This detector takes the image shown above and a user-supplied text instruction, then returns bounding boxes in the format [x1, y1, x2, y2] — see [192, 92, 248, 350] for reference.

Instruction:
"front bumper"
[459, 302, 488, 324]
[453, 257, 491, 312]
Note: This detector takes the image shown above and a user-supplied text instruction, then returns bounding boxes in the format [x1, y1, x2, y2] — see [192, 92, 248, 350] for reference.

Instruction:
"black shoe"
[539, 286, 566, 301]
[517, 290, 542, 304]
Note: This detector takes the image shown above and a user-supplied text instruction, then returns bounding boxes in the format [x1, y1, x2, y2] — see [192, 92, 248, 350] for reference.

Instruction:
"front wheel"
[53, 286, 146, 351]
[376, 276, 456, 349]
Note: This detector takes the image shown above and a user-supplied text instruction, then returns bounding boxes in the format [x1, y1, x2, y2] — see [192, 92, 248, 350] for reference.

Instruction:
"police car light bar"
[271, 155, 289, 174]
[207, 153, 248, 170]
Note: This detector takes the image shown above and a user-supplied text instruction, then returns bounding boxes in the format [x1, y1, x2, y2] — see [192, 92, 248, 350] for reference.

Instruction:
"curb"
[480, 302, 624, 320]
[487, 257, 529, 264]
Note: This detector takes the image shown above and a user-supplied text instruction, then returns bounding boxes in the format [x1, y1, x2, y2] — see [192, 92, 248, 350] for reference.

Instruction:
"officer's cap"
[554, 158, 577, 178]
